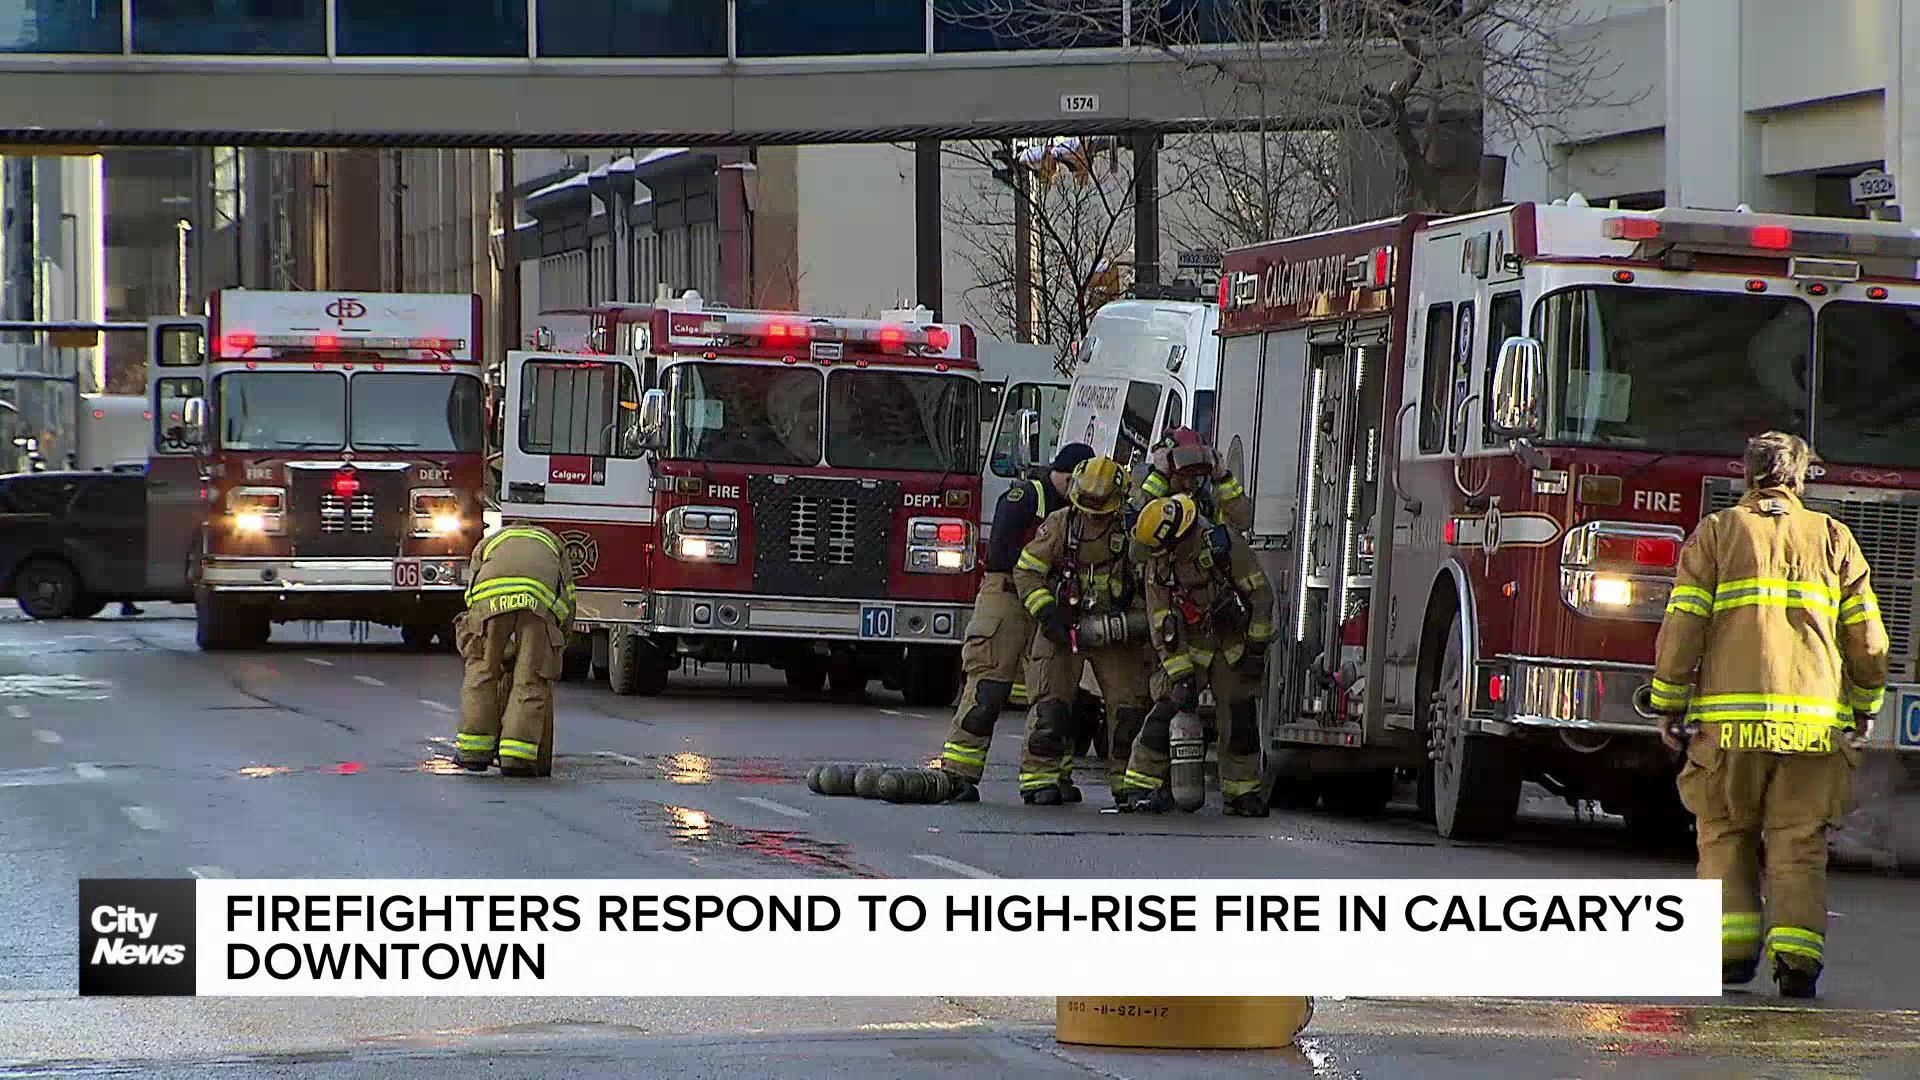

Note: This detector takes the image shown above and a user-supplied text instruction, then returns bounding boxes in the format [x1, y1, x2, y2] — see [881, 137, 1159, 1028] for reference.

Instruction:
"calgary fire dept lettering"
[1632, 490, 1682, 513]
[1263, 254, 1347, 309]
[1075, 383, 1119, 410]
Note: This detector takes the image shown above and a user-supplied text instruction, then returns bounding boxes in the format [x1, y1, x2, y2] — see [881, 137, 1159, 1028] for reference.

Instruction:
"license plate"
[859, 605, 896, 640]
[393, 559, 422, 589]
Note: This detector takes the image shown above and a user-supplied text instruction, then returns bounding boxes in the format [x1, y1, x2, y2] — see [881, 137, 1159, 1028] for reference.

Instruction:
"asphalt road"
[3, 604, 1917, 1077]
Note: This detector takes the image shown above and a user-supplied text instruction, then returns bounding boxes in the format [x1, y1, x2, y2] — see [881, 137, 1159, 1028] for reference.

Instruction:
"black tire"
[1422, 607, 1522, 840]
[1270, 779, 1322, 810]
[70, 596, 108, 620]
[400, 624, 438, 651]
[828, 665, 869, 698]
[900, 648, 962, 708]
[195, 591, 266, 652]
[14, 558, 82, 620]
[1623, 778, 1695, 853]
[560, 635, 592, 681]
[1321, 769, 1395, 817]
[784, 661, 826, 694]
[609, 628, 669, 696]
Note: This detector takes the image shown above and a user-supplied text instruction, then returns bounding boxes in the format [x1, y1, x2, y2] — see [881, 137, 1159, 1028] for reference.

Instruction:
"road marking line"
[737, 795, 811, 819]
[304, 658, 334, 667]
[420, 699, 455, 713]
[912, 854, 997, 879]
[189, 865, 232, 879]
[353, 675, 386, 687]
[122, 806, 165, 831]
[7, 704, 29, 719]
[73, 763, 106, 781]
[32, 729, 61, 745]
[593, 750, 644, 766]
[879, 708, 905, 717]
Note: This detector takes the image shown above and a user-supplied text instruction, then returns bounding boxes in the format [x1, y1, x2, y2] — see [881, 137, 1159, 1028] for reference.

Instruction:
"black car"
[0, 471, 177, 619]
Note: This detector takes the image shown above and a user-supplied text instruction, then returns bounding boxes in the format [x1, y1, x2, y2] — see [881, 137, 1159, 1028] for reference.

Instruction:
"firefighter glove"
[1169, 677, 1199, 711]
[1850, 712, 1875, 750]
[1657, 713, 1694, 753]
[1039, 602, 1072, 646]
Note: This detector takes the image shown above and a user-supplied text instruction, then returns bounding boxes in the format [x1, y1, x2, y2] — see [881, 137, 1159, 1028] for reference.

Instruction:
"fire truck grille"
[749, 475, 898, 599]
[287, 467, 407, 558]
[1705, 478, 1919, 680]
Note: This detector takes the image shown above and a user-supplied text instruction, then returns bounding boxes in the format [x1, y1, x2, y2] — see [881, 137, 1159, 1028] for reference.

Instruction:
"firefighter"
[1651, 432, 1886, 1000]
[1118, 493, 1276, 816]
[1013, 455, 1153, 805]
[453, 522, 577, 778]
[937, 442, 1097, 800]
[1138, 427, 1252, 535]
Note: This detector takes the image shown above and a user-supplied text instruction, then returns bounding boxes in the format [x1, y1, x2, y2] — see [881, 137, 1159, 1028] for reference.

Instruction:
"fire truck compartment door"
[502, 351, 651, 517]
[144, 316, 208, 594]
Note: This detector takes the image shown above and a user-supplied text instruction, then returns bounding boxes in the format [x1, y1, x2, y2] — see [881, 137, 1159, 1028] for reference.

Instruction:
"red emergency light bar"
[1602, 215, 1920, 265]
[222, 333, 464, 357]
[700, 313, 960, 356]
[332, 469, 360, 498]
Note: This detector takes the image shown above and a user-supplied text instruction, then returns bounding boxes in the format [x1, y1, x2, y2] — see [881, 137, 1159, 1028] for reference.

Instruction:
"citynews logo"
[79, 879, 197, 996]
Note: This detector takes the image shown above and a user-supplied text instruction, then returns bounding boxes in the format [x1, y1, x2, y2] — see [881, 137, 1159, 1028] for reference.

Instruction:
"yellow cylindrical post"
[1055, 997, 1314, 1050]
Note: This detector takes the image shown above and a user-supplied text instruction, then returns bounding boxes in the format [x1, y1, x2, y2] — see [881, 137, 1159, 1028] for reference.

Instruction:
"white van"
[977, 341, 1070, 524]
[1050, 287, 1221, 473]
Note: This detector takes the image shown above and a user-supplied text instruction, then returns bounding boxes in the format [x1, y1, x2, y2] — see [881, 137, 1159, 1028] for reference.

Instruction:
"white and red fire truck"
[1215, 196, 1920, 842]
[145, 289, 488, 651]
[498, 291, 982, 705]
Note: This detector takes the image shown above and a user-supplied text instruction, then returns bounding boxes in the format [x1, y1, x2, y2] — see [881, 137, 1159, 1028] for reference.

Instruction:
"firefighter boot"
[942, 769, 981, 803]
[1224, 792, 1269, 817]
[1723, 958, 1759, 986]
[1023, 785, 1065, 806]
[1120, 786, 1176, 814]
[1775, 957, 1819, 999]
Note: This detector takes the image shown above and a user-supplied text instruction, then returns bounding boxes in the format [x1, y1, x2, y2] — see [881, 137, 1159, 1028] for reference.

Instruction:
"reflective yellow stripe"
[1766, 926, 1824, 962]
[1648, 676, 1691, 711]
[1190, 648, 1215, 669]
[1019, 770, 1061, 790]
[468, 577, 569, 621]
[1162, 653, 1196, 678]
[498, 738, 540, 761]
[1221, 778, 1262, 798]
[482, 527, 561, 561]
[1842, 592, 1881, 626]
[1236, 571, 1266, 591]
[1016, 549, 1050, 573]
[1151, 607, 1173, 623]
[1023, 590, 1057, 617]
[1141, 472, 1169, 497]
[1246, 621, 1273, 643]
[1849, 685, 1885, 713]
[1122, 770, 1164, 791]
[1216, 476, 1244, 500]
[455, 733, 497, 751]
[1668, 584, 1711, 605]
[1664, 583, 1712, 618]
[1712, 577, 1840, 617]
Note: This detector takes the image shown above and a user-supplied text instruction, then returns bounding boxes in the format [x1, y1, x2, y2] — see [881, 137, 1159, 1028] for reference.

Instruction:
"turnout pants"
[1122, 653, 1263, 801]
[939, 575, 1033, 782]
[1677, 731, 1860, 975]
[1019, 631, 1151, 796]
[456, 608, 562, 774]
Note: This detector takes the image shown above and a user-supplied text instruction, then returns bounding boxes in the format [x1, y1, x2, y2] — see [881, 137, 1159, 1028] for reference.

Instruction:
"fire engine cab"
[146, 290, 487, 651]
[499, 291, 982, 705]
[1217, 196, 1920, 842]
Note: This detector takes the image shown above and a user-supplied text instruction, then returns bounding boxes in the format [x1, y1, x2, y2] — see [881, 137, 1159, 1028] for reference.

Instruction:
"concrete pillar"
[1131, 133, 1159, 286]
[1884, 0, 1920, 221]
[914, 140, 942, 319]
[1665, 0, 1746, 210]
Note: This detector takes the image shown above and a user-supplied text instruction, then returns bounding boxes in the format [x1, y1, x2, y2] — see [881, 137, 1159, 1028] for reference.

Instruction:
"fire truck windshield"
[216, 371, 346, 451]
[1815, 300, 1920, 468]
[826, 369, 978, 474]
[1537, 286, 1810, 457]
[349, 373, 484, 452]
[664, 361, 822, 466]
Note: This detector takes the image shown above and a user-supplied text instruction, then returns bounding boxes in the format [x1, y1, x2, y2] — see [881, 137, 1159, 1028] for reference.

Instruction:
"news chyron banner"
[79, 878, 1722, 997]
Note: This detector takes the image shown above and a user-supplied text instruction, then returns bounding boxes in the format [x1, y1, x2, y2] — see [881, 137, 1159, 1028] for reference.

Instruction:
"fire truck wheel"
[1622, 779, 1695, 852]
[783, 662, 826, 694]
[1422, 609, 1521, 841]
[900, 648, 962, 708]
[608, 627, 668, 696]
[829, 665, 869, 698]
[14, 558, 82, 620]
[560, 635, 593, 681]
[194, 591, 267, 652]
[400, 624, 439, 651]
[1320, 770, 1394, 817]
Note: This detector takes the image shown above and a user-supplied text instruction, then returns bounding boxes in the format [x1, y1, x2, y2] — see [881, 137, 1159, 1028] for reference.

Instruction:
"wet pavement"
[2, 601, 1918, 1075]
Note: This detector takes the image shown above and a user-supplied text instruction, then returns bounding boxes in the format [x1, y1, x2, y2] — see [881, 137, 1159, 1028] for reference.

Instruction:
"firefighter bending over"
[454, 523, 578, 778]
[1138, 427, 1251, 535]
[1119, 494, 1275, 816]
[938, 443, 1096, 800]
[1651, 431, 1886, 999]
[1013, 456, 1154, 806]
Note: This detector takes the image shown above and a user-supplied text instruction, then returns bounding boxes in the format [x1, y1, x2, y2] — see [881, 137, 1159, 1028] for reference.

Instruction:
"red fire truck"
[145, 289, 487, 651]
[498, 291, 981, 705]
[1216, 197, 1920, 841]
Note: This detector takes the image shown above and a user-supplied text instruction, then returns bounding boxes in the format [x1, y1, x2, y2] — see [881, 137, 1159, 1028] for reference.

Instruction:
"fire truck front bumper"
[1473, 656, 1666, 738]
[199, 556, 468, 592]
[642, 591, 968, 646]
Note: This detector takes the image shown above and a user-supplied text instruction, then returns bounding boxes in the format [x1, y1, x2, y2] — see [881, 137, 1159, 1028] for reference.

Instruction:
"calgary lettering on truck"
[1214, 196, 1920, 843]
[499, 289, 982, 705]
[145, 290, 487, 651]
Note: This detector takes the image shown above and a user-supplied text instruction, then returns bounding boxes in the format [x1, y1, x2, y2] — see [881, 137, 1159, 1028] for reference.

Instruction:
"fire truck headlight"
[1592, 576, 1633, 606]
[682, 537, 712, 560]
[431, 513, 462, 536]
[234, 511, 267, 534]
[935, 549, 964, 570]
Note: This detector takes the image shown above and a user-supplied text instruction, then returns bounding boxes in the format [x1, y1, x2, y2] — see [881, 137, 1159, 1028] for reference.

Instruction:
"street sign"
[1900, 691, 1920, 749]
[1060, 94, 1101, 114]
[1178, 249, 1223, 270]
[1851, 169, 1897, 204]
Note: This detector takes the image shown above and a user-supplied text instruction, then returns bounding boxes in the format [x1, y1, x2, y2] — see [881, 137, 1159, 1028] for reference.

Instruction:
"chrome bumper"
[572, 588, 647, 629]
[646, 591, 968, 645]
[201, 556, 466, 593]
[1473, 656, 1663, 737]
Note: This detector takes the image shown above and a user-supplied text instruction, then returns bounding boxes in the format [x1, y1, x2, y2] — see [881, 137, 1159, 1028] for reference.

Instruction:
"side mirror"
[180, 397, 209, 447]
[637, 388, 667, 450]
[1015, 408, 1041, 472]
[1488, 336, 1546, 441]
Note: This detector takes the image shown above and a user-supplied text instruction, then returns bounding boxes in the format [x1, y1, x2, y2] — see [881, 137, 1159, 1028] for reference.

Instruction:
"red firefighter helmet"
[1158, 427, 1213, 476]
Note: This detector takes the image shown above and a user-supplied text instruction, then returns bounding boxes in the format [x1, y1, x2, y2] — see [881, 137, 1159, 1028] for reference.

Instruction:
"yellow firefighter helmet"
[1068, 456, 1127, 515]
[1133, 494, 1200, 550]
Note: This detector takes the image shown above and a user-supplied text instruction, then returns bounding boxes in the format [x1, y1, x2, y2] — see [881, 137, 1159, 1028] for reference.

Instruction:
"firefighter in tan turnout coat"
[1651, 432, 1887, 999]
[454, 523, 577, 778]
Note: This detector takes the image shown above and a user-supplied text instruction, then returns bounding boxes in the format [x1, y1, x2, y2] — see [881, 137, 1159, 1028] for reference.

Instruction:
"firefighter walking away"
[454, 523, 578, 778]
[1651, 432, 1886, 999]
[1014, 455, 1154, 806]
[938, 443, 1096, 800]
[1119, 493, 1275, 816]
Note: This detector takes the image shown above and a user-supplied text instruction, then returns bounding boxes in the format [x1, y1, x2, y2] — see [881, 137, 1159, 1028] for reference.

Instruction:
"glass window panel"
[336, 0, 527, 57]
[932, 1, 1120, 51]
[133, 0, 324, 55]
[537, 0, 725, 58]
[737, 0, 924, 57]
[0, 0, 121, 53]
[1137, 1, 1320, 46]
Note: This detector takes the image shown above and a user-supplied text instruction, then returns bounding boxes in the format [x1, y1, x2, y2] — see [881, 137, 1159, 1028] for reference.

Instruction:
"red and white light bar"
[1601, 211, 1920, 274]
[666, 310, 964, 357]
[221, 333, 465, 357]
